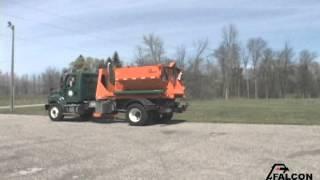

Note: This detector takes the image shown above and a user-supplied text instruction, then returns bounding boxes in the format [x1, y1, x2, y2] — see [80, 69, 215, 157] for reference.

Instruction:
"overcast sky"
[1, 0, 319, 75]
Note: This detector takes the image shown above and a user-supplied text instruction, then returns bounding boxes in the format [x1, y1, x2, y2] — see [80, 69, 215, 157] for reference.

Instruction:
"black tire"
[158, 112, 173, 123]
[126, 103, 149, 126]
[48, 104, 64, 121]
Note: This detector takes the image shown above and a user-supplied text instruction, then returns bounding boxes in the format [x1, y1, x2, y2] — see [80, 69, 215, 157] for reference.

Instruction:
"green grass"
[0, 106, 46, 115]
[0, 95, 47, 115]
[0, 95, 46, 106]
[1, 97, 320, 125]
[175, 99, 320, 125]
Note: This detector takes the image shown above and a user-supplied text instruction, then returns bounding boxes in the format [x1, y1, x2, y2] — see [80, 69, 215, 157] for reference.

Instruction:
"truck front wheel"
[48, 104, 64, 121]
[126, 103, 149, 126]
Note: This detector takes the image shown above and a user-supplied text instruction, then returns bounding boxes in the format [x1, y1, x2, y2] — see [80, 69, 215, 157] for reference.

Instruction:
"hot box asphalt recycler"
[45, 61, 188, 126]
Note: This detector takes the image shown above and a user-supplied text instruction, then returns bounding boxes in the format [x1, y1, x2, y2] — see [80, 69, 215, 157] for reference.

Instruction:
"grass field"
[1, 98, 320, 125]
[175, 99, 320, 125]
[0, 95, 46, 106]
[0, 106, 46, 115]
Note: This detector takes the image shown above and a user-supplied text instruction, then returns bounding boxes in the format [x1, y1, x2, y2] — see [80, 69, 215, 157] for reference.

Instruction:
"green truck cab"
[45, 72, 98, 121]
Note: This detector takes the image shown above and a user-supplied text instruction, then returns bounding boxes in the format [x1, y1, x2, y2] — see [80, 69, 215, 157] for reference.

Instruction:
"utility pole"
[8, 21, 15, 112]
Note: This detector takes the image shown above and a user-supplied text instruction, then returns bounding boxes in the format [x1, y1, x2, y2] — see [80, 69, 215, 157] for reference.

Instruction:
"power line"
[3, 2, 133, 63]
[2, 13, 94, 41]
[9, 0, 98, 27]
[2, 13, 76, 33]
[0, 14, 105, 51]
[0, 32, 29, 42]
[3, 2, 116, 43]
[0, 28, 90, 53]
[1, 13, 118, 54]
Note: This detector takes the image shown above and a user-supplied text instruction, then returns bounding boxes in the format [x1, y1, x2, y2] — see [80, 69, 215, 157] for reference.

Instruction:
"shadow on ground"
[56, 116, 186, 126]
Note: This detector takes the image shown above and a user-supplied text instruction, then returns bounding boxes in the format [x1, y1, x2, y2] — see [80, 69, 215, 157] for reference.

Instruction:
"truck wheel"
[158, 112, 173, 123]
[48, 104, 64, 121]
[126, 103, 148, 126]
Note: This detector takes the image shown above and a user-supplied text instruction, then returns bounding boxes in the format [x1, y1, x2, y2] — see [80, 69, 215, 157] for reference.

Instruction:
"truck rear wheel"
[126, 103, 149, 126]
[48, 104, 64, 121]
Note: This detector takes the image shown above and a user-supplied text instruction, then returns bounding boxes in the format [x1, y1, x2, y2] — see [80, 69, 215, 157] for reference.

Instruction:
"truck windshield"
[66, 75, 76, 88]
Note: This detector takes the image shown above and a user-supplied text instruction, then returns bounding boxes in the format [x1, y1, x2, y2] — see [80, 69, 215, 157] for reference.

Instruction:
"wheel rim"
[50, 107, 59, 119]
[129, 108, 142, 123]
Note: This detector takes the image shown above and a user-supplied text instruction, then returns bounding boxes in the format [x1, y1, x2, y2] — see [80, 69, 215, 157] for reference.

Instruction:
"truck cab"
[45, 72, 98, 121]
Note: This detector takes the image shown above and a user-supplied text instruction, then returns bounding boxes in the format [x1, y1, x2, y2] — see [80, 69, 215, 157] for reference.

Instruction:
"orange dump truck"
[45, 61, 188, 126]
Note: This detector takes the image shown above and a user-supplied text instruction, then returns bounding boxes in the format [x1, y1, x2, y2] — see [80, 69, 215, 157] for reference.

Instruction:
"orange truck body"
[96, 62, 186, 100]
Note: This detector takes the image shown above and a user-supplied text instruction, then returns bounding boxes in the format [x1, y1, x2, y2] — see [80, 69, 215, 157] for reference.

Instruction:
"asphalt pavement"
[0, 114, 319, 180]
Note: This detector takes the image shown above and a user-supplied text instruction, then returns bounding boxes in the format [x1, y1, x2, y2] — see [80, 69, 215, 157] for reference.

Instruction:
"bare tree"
[189, 39, 208, 74]
[0, 72, 9, 96]
[278, 42, 294, 98]
[247, 38, 267, 99]
[135, 33, 165, 65]
[175, 45, 186, 69]
[214, 24, 240, 100]
[260, 48, 274, 99]
[32, 74, 37, 95]
[186, 39, 208, 98]
[41, 67, 61, 94]
[194, 40, 208, 61]
[241, 48, 250, 98]
[298, 50, 317, 98]
[135, 46, 146, 65]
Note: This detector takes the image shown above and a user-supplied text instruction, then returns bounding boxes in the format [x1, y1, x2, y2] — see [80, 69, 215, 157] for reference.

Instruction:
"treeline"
[133, 25, 319, 99]
[0, 52, 122, 96]
[0, 24, 319, 99]
[0, 67, 61, 96]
